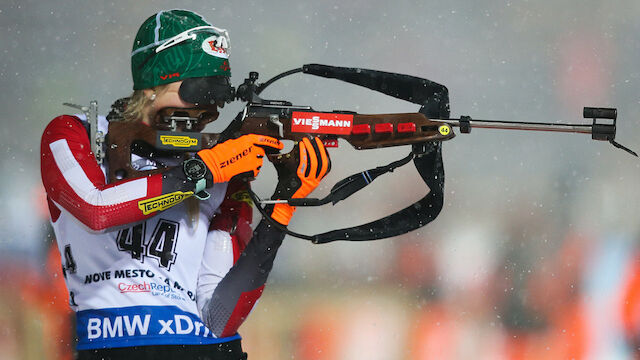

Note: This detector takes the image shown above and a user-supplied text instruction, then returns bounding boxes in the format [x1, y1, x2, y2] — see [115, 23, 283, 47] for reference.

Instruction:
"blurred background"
[1, 0, 640, 358]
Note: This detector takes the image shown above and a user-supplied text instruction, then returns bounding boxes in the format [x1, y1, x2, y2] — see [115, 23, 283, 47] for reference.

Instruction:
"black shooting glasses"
[179, 76, 235, 105]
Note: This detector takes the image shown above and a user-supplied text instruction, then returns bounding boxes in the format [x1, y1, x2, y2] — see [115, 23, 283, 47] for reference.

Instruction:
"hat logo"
[160, 73, 180, 80]
[202, 35, 229, 59]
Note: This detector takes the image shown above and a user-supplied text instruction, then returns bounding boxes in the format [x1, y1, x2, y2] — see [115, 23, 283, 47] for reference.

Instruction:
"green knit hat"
[131, 10, 231, 90]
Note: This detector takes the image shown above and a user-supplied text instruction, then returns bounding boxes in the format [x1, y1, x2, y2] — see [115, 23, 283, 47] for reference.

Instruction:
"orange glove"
[198, 135, 283, 183]
[269, 137, 331, 225]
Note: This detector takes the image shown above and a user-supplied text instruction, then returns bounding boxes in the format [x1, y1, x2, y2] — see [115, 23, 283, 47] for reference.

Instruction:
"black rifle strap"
[281, 152, 415, 207]
[245, 63, 449, 243]
[248, 141, 444, 243]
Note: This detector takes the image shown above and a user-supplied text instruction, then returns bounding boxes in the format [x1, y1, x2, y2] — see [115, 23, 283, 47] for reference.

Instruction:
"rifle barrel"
[436, 118, 596, 135]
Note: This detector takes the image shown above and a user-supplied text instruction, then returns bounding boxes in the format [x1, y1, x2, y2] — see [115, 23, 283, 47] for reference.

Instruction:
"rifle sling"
[248, 141, 444, 243]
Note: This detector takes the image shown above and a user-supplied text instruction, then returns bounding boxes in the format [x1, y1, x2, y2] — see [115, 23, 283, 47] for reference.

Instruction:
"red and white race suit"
[41, 114, 276, 350]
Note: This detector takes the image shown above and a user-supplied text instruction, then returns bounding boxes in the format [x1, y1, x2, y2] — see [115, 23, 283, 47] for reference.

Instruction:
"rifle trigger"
[269, 114, 284, 138]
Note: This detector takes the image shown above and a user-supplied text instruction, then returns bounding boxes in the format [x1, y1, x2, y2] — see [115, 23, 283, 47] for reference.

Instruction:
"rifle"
[103, 64, 636, 244]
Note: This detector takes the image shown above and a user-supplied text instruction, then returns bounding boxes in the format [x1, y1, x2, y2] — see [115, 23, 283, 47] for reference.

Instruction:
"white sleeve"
[196, 229, 234, 318]
[196, 220, 285, 337]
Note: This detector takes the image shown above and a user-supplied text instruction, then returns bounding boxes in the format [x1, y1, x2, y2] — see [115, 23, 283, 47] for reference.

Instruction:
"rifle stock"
[106, 104, 454, 182]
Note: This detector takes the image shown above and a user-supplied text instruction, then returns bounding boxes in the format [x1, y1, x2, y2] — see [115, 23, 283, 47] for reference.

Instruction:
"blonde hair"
[122, 85, 171, 122]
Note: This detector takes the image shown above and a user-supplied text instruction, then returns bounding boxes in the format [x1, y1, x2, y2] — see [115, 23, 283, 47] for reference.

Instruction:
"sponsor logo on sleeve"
[138, 191, 194, 215]
[291, 112, 353, 135]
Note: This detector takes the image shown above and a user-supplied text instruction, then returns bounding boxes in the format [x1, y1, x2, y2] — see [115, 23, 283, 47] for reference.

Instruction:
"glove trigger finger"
[297, 141, 308, 178]
[302, 137, 317, 178]
[310, 137, 328, 179]
[254, 135, 284, 152]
